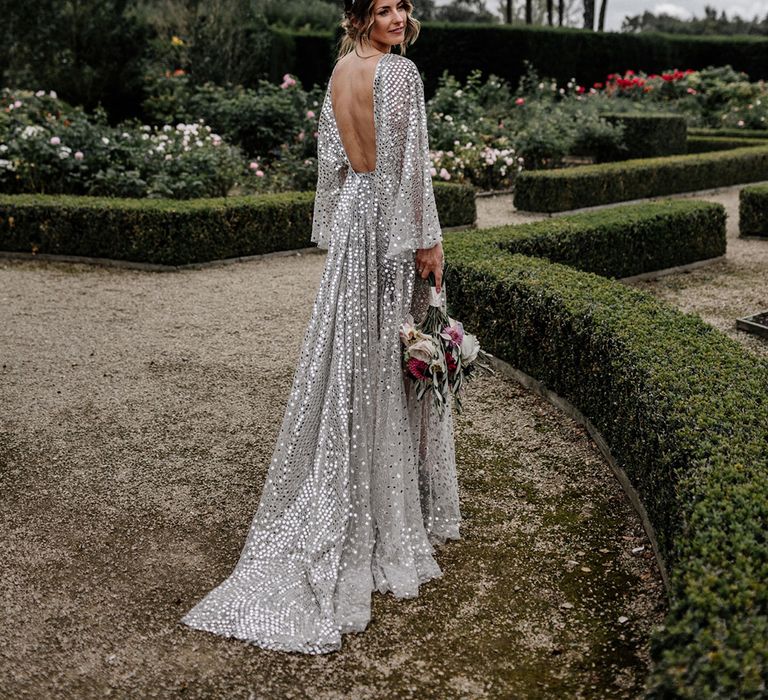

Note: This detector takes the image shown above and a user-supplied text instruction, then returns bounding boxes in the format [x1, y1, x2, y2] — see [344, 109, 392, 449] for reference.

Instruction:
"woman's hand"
[415, 242, 444, 293]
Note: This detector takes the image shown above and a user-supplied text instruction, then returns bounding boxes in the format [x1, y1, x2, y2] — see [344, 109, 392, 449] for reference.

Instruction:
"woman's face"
[363, 0, 408, 50]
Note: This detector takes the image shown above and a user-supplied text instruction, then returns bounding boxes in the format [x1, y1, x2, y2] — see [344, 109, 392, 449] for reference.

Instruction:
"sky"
[432, 0, 768, 31]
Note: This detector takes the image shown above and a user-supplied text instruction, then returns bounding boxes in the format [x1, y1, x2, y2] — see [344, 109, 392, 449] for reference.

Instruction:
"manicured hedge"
[305, 24, 768, 99]
[0, 182, 476, 265]
[600, 113, 687, 160]
[688, 127, 768, 140]
[686, 136, 768, 153]
[442, 217, 768, 698]
[514, 144, 768, 212]
[464, 199, 725, 279]
[739, 183, 768, 238]
[433, 181, 477, 228]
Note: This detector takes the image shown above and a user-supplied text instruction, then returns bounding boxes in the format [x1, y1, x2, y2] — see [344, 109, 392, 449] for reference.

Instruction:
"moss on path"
[0, 252, 664, 699]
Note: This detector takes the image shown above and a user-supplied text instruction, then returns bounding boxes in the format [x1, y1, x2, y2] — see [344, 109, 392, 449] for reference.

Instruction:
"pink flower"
[429, 166, 437, 177]
[74, 151, 84, 160]
[249, 161, 260, 170]
[687, 87, 697, 95]
[297, 130, 305, 140]
[407, 358, 429, 381]
[281, 73, 297, 89]
[256, 170, 264, 177]
[439, 167, 451, 180]
[440, 319, 464, 348]
[515, 97, 525, 105]
[50, 136, 61, 145]
[306, 110, 315, 119]
[13, 100, 22, 108]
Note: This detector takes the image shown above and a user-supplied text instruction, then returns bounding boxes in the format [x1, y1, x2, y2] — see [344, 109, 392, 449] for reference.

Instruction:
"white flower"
[0, 158, 11, 169]
[74, 151, 84, 160]
[101, 136, 110, 145]
[165, 154, 173, 160]
[460, 332, 480, 364]
[35, 90, 45, 97]
[163, 124, 173, 132]
[49, 90, 57, 99]
[50, 136, 61, 145]
[0, 144, 7, 153]
[408, 338, 438, 364]
[445, 114, 453, 122]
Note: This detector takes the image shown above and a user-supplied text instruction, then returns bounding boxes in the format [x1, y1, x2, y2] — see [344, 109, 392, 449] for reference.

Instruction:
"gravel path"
[0, 250, 664, 698]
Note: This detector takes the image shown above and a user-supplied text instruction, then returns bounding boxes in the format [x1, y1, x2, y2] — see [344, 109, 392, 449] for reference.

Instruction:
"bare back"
[330, 52, 385, 174]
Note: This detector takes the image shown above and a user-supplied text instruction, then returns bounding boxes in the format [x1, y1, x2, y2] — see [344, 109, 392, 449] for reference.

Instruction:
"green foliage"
[432, 181, 477, 227]
[0, 182, 475, 264]
[0, 192, 317, 265]
[441, 206, 768, 698]
[598, 113, 687, 160]
[514, 145, 768, 212]
[739, 183, 768, 237]
[686, 135, 768, 153]
[0, 0, 149, 122]
[0, 88, 244, 199]
[451, 199, 726, 278]
[142, 72, 324, 159]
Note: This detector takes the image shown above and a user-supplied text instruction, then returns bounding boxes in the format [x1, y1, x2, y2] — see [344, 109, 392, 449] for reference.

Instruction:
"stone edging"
[487, 354, 672, 600]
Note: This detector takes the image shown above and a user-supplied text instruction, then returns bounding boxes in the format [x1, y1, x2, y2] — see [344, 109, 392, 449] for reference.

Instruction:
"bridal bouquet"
[399, 272, 493, 416]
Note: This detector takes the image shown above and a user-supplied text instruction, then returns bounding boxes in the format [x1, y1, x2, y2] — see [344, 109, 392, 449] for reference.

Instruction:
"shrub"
[598, 113, 687, 160]
[442, 218, 768, 698]
[514, 145, 768, 212]
[451, 199, 725, 279]
[0, 182, 475, 265]
[739, 183, 768, 237]
[0, 192, 316, 265]
[686, 135, 768, 153]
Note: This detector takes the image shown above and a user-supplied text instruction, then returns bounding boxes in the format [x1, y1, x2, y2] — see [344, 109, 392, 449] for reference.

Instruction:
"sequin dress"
[180, 52, 462, 654]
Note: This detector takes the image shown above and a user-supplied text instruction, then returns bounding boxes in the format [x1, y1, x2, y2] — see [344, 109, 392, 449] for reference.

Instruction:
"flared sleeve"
[311, 85, 348, 250]
[383, 58, 442, 259]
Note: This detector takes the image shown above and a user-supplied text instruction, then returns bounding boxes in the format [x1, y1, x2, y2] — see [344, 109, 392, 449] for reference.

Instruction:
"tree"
[597, 0, 607, 31]
[583, 0, 595, 30]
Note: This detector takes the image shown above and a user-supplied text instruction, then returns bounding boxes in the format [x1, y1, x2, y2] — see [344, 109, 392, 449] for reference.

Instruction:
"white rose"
[460, 332, 480, 364]
[408, 338, 438, 364]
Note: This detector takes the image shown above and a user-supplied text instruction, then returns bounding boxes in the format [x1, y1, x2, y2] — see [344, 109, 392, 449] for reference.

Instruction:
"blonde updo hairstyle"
[337, 0, 420, 60]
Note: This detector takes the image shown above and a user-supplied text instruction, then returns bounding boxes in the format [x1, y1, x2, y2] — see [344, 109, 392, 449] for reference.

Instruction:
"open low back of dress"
[329, 53, 386, 175]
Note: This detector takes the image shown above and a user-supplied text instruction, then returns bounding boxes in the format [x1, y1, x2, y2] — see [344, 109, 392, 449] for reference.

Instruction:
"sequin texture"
[180, 52, 462, 654]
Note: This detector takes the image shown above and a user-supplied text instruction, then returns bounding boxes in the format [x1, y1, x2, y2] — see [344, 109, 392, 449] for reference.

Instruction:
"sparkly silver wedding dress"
[181, 52, 462, 654]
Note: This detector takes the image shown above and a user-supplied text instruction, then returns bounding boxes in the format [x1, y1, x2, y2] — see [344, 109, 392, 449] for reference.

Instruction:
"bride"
[181, 0, 462, 654]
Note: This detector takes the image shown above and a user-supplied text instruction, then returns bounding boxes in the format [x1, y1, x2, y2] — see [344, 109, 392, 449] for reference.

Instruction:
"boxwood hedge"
[464, 199, 725, 279]
[443, 210, 768, 698]
[686, 136, 768, 154]
[600, 113, 687, 160]
[0, 182, 476, 265]
[739, 183, 768, 238]
[514, 145, 768, 212]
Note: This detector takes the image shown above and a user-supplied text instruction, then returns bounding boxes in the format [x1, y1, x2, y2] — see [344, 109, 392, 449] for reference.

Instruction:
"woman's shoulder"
[381, 53, 421, 84]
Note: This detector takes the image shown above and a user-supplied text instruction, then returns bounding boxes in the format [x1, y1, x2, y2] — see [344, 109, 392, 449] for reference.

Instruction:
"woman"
[180, 0, 462, 654]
